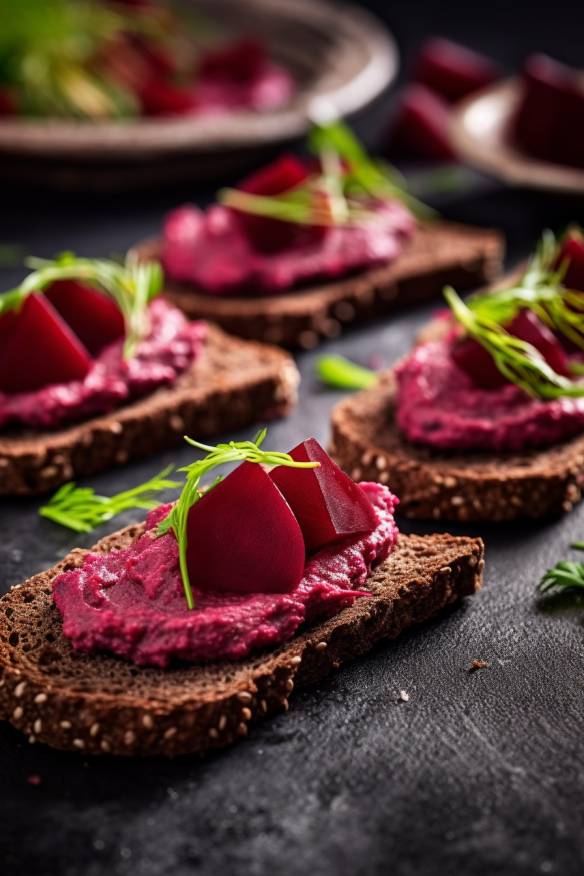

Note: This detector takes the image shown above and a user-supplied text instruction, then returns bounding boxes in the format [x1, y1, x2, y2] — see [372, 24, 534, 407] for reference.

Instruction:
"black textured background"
[1, 1, 584, 874]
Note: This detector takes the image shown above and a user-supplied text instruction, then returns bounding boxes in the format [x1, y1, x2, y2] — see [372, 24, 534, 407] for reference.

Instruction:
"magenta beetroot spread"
[53, 484, 398, 666]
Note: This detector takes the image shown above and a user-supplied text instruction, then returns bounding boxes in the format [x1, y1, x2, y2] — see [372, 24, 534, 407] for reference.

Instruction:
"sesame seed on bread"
[133, 222, 503, 349]
[0, 525, 483, 757]
[0, 324, 299, 496]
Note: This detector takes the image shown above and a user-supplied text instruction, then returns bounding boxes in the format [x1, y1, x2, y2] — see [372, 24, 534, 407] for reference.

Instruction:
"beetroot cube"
[387, 84, 457, 161]
[186, 462, 306, 594]
[451, 336, 508, 388]
[413, 38, 501, 103]
[514, 54, 584, 168]
[270, 438, 378, 554]
[198, 39, 267, 83]
[0, 294, 92, 394]
[46, 280, 125, 356]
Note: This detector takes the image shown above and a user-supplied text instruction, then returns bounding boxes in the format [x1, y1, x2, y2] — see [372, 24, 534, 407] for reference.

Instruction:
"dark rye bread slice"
[330, 368, 584, 522]
[0, 524, 483, 757]
[134, 222, 503, 349]
[0, 324, 298, 497]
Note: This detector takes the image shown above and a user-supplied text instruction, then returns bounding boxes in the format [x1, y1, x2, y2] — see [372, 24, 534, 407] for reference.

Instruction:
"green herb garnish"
[40, 465, 180, 533]
[539, 542, 584, 595]
[156, 430, 319, 610]
[315, 354, 377, 390]
[445, 229, 584, 400]
[0, 252, 164, 358]
[219, 121, 433, 230]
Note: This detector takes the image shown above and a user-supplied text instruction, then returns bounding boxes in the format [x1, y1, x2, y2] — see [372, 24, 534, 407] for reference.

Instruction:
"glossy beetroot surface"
[452, 309, 570, 389]
[413, 38, 500, 103]
[270, 438, 378, 554]
[185, 462, 306, 594]
[558, 233, 584, 291]
[513, 54, 584, 169]
[46, 280, 125, 356]
[0, 294, 92, 394]
[235, 155, 325, 254]
[387, 84, 457, 161]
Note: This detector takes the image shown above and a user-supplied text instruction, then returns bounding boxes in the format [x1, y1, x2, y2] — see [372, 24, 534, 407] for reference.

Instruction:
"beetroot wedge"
[270, 438, 378, 554]
[413, 38, 501, 103]
[235, 154, 324, 254]
[46, 280, 125, 356]
[186, 462, 305, 594]
[558, 231, 584, 292]
[0, 294, 92, 394]
[452, 309, 569, 388]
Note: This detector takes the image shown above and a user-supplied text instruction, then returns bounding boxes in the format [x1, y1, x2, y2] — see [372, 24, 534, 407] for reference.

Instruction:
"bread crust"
[134, 222, 504, 349]
[0, 324, 299, 496]
[330, 371, 584, 521]
[0, 525, 483, 757]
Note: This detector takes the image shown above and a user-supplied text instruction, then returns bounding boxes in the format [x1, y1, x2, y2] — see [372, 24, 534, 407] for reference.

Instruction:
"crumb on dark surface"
[469, 660, 490, 672]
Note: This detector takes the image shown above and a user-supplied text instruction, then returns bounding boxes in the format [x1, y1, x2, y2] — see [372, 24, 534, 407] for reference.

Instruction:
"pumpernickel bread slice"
[134, 222, 503, 349]
[0, 324, 298, 496]
[330, 369, 584, 522]
[0, 525, 483, 757]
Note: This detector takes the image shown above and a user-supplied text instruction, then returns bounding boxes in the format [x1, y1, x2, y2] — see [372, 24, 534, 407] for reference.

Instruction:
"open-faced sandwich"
[0, 432, 483, 756]
[331, 227, 584, 521]
[135, 122, 503, 349]
[0, 253, 298, 495]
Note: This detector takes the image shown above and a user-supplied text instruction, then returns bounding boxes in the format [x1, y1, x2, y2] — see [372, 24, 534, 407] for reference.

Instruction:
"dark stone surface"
[1, 1, 584, 874]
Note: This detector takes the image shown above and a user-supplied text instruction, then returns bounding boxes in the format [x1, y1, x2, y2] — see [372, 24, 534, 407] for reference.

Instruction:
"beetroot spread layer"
[0, 300, 205, 431]
[395, 339, 584, 452]
[52, 483, 398, 666]
[162, 201, 415, 296]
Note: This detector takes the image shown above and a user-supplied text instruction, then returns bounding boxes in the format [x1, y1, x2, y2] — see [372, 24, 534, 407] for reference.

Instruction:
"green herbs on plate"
[539, 542, 584, 596]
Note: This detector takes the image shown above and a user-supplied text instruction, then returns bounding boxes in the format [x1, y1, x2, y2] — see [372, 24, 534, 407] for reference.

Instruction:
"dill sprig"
[0, 251, 164, 358]
[445, 229, 584, 399]
[539, 541, 584, 596]
[156, 429, 319, 610]
[218, 121, 433, 230]
[315, 354, 377, 390]
[39, 465, 180, 534]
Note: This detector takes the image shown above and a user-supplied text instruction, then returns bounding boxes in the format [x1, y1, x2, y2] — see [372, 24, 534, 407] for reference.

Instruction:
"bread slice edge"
[0, 525, 483, 757]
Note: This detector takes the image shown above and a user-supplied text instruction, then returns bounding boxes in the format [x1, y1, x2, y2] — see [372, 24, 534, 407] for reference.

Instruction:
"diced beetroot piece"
[513, 54, 584, 168]
[0, 294, 92, 394]
[557, 231, 584, 291]
[270, 438, 378, 554]
[508, 308, 570, 376]
[138, 79, 200, 116]
[198, 39, 267, 83]
[452, 308, 570, 388]
[45, 280, 125, 356]
[413, 38, 501, 103]
[0, 88, 16, 115]
[185, 462, 305, 594]
[235, 154, 326, 253]
[386, 84, 457, 161]
[451, 336, 507, 388]
[240, 154, 311, 196]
